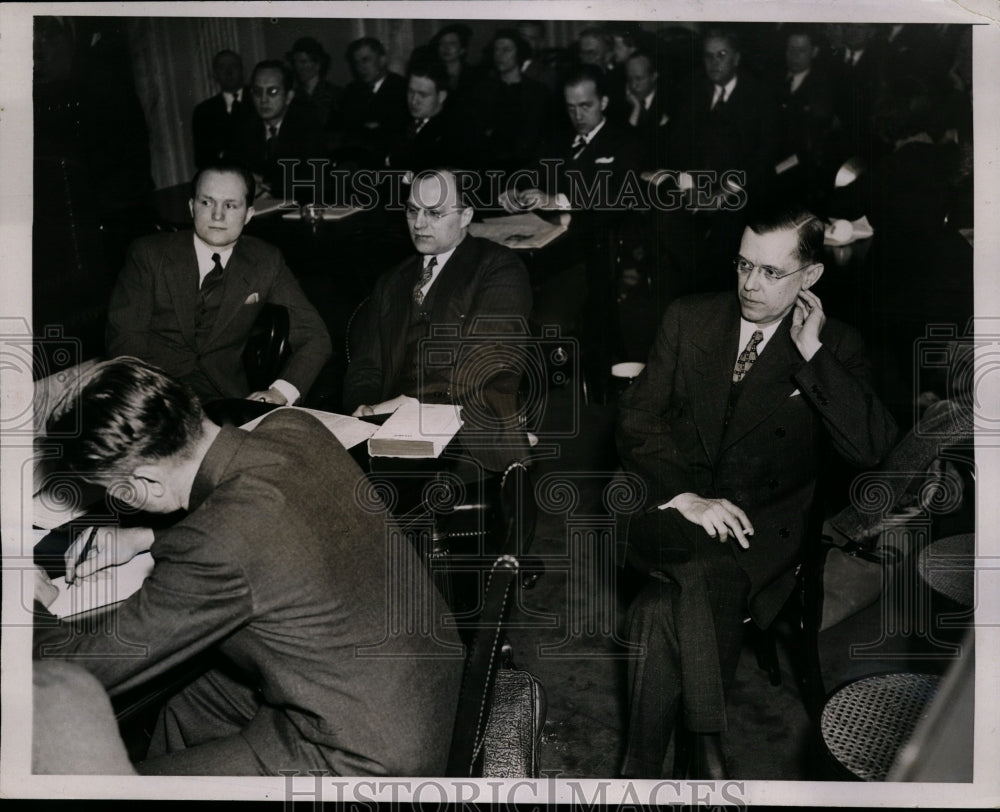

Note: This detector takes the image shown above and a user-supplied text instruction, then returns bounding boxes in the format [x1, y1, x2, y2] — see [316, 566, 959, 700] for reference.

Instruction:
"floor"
[499, 388, 973, 781]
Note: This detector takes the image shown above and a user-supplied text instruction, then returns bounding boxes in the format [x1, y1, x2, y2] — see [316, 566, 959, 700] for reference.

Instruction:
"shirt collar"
[643, 89, 657, 110]
[371, 75, 386, 94]
[738, 316, 782, 359]
[424, 243, 459, 270]
[717, 74, 738, 102]
[193, 232, 237, 281]
[578, 116, 607, 144]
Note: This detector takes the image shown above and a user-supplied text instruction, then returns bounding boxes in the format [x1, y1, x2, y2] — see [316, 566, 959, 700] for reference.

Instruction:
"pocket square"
[244, 293, 260, 305]
[789, 388, 801, 397]
[594, 156, 615, 164]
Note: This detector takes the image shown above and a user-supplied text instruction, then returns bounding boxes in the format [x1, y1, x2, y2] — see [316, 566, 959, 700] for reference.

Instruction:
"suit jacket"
[231, 99, 325, 201]
[106, 231, 332, 401]
[384, 112, 455, 173]
[465, 75, 552, 174]
[626, 89, 672, 170]
[617, 292, 897, 626]
[667, 73, 779, 196]
[343, 235, 533, 471]
[191, 88, 256, 169]
[35, 409, 463, 775]
[335, 72, 408, 166]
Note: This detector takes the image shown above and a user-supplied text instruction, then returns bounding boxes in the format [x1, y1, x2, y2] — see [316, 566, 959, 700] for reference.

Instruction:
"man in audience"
[35, 357, 462, 775]
[771, 27, 839, 209]
[665, 27, 779, 290]
[517, 19, 560, 92]
[624, 50, 670, 170]
[503, 65, 642, 402]
[336, 37, 408, 167]
[192, 49, 255, 169]
[105, 161, 331, 405]
[232, 59, 325, 201]
[576, 26, 627, 123]
[344, 168, 532, 472]
[616, 205, 896, 779]
[385, 59, 454, 173]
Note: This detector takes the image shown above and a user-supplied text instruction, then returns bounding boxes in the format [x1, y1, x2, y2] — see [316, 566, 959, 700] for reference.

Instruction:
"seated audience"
[192, 49, 256, 169]
[623, 50, 671, 170]
[231, 59, 325, 201]
[336, 37, 408, 167]
[105, 161, 332, 405]
[617, 205, 896, 779]
[430, 23, 482, 113]
[517, 19, 563, 93]
[344, 168, 533, 472]
[575, 26, 627, 123]
[34, 357, 462, 775]
[386, 59, 457, 173]
[286, 36, 342, 133]
[464, 29, 551, 174]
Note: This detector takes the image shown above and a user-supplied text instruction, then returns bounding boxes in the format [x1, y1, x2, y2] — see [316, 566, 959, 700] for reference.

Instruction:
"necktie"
[413, 256, 437, 306]
[265, 124, 277, 160]
[571, 134, 587, 159]
[198, 253, 225, 321]
[733, 330, 763, 383]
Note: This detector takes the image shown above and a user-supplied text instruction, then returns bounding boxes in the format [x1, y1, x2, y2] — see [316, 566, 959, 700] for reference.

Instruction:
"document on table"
[239, 406, 378, 449]
[251, 192, 299, 216]
[469, 212, 568, 250]
[280, 205, 363, 221]
[368, 397, 463, 458]
[36, 529, 155, 620]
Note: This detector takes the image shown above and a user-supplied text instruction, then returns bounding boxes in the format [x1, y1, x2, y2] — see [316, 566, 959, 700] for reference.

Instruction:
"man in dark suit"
[617, 205, 896, 778]
[503, 65, 644, 402]
[336, 37, 408, 167]
[34, 358, 462, 775]
[105, 161, 331, 405]
[623, 50, 671, 170]
[191, 49, 256, 169]
[385, 59, 455, 173]
[344, 168, 532, 472]
[231, 60, 325, 202]
[664, 27, 780, 291]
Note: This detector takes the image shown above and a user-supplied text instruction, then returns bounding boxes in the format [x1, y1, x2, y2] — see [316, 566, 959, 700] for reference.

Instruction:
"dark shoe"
[690, 732, 729, 780]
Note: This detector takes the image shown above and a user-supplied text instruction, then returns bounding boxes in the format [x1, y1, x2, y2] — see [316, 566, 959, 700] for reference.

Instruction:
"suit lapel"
[164, 236, 200, 348]
[426, 237, 473, 326]
[721, 314, 803, 451]
[206, 238, 255, 347]
[686, 298, 741, 462]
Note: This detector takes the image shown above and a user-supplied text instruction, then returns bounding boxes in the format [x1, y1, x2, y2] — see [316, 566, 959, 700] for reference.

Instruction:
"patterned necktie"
[413, 256, 437, 306]
[733, 330, 763, 383]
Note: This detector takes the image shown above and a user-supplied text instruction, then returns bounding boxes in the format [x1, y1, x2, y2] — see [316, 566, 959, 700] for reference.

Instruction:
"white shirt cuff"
[270, 379, 300, 405]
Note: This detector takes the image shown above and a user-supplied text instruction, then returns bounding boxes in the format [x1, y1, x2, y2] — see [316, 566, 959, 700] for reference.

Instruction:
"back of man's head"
[47, 358, 205, 478]
[746, 204, 824, 264]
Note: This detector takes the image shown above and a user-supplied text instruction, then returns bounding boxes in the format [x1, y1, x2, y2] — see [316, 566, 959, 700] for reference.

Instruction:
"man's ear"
[733, 52, 742, 69]
[458, 205, 474, 229]
[244, 206, 255, 225]
[131, 465, 168, 499]
[188, 199, 195, 220]
[801, 262, 824, 289]
[599, 95, 609, 112]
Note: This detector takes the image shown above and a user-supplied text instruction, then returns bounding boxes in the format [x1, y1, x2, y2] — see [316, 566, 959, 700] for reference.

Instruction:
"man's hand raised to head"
[666, 492, 754, 549]
[790, 289, 825, 362]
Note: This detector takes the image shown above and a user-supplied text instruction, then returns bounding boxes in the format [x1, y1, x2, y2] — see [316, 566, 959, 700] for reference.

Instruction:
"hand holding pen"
[64, 527, 155, 583]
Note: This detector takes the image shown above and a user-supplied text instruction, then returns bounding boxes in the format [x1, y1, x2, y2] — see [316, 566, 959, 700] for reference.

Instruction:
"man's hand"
[247, 387, 288, 405]
[351, 404, 375, 417]
[501, 188, 549, 213]
[668, 492, 754, 549]
[790, 289, 825, 362]
[35, 567, 59, 608]
[64, 527, 154, 583]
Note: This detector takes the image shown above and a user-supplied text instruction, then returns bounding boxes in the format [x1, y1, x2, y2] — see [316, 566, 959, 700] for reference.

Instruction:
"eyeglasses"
[404, 204, 464, 222]
[733, 256, 811, 284]
[251, 86, 284, 98]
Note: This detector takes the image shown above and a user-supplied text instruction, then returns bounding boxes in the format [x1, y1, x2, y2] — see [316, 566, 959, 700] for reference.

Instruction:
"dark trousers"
[621, 533, 751, 778]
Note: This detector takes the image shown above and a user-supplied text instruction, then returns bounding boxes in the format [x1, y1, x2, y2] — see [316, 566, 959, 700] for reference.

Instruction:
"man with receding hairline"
[617, 205, 896, 778]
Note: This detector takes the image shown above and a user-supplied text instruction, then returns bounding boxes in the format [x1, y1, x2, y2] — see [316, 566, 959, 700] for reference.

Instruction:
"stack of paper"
[469, 212, 568, 250]
[368, 398, 463, 458]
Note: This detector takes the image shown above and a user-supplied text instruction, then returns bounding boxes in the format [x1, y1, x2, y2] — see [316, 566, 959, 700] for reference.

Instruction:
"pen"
[70, 526, 98, 584]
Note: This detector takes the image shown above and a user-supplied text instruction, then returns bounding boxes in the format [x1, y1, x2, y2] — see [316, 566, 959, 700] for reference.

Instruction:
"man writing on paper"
[105, 161, 331, 406]
[343, 168, 532, 472]
[33, 358, 462, 776]
[616, 205, 896, 778]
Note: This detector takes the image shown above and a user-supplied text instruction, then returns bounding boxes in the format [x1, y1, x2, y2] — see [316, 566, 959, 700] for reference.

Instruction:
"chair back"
[446, 554, 520, 776]
[241, 303, 290, 393]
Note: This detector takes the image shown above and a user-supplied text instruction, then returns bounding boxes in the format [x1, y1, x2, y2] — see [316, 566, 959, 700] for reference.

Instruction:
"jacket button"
[779, 527, 790, 538]
[775, 427, 786, 437]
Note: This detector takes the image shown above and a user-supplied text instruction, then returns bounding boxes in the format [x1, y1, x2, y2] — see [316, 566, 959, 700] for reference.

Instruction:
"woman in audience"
[430, 23, 482, 109]
[464, 28, 551, 174]
[287, 36, 341, 132]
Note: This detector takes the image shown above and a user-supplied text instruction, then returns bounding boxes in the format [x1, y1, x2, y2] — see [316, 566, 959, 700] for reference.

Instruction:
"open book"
[367, 397, 463, 458]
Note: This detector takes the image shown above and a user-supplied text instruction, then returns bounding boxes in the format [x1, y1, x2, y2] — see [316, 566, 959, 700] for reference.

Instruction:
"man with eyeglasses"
[343, 168, 532, 472]
[616, 205, 896, 779]
[231, 59, 324, 201]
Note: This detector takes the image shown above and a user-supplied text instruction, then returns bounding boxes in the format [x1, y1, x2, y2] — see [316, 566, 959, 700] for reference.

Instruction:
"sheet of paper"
[33, 478, 107, 530]
[46, 548, 155, 620]
[469, 212, 568, 250]
[239, 406, 378, 449]
[368, 400, 463, 458]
